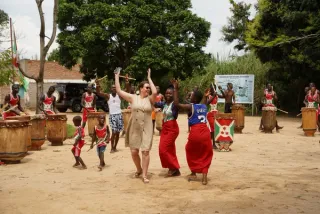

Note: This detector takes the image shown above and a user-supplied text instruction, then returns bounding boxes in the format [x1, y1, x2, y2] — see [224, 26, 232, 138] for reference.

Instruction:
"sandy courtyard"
[1, 114, 320, 214]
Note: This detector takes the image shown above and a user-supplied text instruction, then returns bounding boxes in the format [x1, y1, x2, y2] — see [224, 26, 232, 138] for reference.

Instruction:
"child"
[90, 115, 110, 170]
[71, 116, 87, 169]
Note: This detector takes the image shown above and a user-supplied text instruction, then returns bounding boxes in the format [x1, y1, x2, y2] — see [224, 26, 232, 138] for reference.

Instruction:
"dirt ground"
[1, 114, 320, 214]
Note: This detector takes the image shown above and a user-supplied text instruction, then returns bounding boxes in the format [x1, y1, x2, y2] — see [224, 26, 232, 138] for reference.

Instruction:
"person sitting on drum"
[306, 83, 320, 130]
[81, 84, 97, 128]
[90, 115, 110, 171]
[72, 116, 87, 169]
[218, 83, 235, 113]
[259, 83, 283, 131]
[39, 86, 58, 115]
[95, 79, 124, 153]
[2, 84, 28, 120]
[205, 84, 225, 149]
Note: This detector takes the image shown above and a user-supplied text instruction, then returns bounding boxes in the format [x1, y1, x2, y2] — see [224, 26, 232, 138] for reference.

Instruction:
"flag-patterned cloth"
[214, 118, 235, 142]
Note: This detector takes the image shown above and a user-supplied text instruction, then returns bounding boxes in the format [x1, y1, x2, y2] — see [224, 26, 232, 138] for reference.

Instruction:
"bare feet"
[73, 163, 80, 168]
[188, 172, 197, 182]
[98, 165, 103, 171]
[166, 169, 181, 177]
[81, 165, 87, 169]
[142, 177, 149, 184]
[134, 170, 142, 178]
[110, 149, 115, 153]
[202, 174, 208, 185]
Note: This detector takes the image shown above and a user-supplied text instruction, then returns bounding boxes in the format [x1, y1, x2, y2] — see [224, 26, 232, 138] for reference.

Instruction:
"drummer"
[95, 79, 124, 153]
[259, 83, 283, 131]
[2, 84, 28, 120]
[39, 86, 58, 115]
[306, 83, 320, 129]
[81, 84, 97, 128]
[218, 83, 235, 113]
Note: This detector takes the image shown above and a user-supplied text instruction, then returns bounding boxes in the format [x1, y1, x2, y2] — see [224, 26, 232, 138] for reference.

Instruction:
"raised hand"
[218, 85, 222, 90]
[170, 79, 179, 89]
[204, 88, 210, 97]
[147, 68, 151, 79]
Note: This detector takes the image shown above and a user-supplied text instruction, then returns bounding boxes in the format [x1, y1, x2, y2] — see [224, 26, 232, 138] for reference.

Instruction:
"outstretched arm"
[172, 80, 192, 112]
[115, 70, 133, 103]
[95, 80, 110, 101]
[147, 68, 157, 104]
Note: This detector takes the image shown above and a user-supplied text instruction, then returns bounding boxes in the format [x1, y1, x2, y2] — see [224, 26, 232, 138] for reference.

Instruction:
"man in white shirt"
[96, 81, 124, 153]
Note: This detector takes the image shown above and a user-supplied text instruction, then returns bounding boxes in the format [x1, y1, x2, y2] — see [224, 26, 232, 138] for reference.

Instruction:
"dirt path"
[1, 115, 320, 214]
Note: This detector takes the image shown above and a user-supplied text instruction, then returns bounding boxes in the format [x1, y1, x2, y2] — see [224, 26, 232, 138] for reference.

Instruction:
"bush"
[66, 124, 76, 139]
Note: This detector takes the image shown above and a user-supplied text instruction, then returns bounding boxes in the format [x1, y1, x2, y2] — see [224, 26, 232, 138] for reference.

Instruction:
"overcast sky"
[0, 0, 257, 59]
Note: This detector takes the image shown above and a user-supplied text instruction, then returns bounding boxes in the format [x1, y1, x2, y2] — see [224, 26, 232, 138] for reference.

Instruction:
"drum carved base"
[303, 129, 316, 137]
[30, 139, 45, 150]
[50, 140, 63, 146]
[234, 126, 244, 134]
[217, 142, 233, 152]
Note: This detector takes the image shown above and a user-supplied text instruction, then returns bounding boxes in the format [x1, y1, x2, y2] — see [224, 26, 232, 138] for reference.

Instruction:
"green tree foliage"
[180, 53, 269, 113]
[246, 0, 320, 111]
[47, 48, 60, 61]
[0, 9, 9, 45]
[0, 49, 14, 86]
[57, 0, 211, 85]
[221, 0, 252, 51]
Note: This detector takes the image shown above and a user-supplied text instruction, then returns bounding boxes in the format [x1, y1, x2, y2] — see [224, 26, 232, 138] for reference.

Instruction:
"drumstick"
[2, 105, 18, 113]
[0, 103, 8, 113]
[119, 75, 136, 81]
[97, 74, 108, 82]
[297, 113, 302, 117]
[277, 108, 289, 114]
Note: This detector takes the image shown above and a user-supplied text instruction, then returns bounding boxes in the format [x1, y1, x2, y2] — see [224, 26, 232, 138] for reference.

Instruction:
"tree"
[246, 0, 320, 112]
[57, 0, 211, 85]
[0, 9, 9, 45]
[221, 0, 252, 51]
[0, 49, 14, 86]
[18, 0, 59, 113]
[47, 48, 60, 61]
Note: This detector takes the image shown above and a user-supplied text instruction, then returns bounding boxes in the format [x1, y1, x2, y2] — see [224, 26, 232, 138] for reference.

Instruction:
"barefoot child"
[71, 116, 87, 169]
[90, 115, 110, 170]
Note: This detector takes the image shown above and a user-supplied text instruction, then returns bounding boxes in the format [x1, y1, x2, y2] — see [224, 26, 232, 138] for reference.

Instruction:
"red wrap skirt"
[207, 110, 218, 132]
[159, 120, 180, 169]
[186, 123, 213, 174]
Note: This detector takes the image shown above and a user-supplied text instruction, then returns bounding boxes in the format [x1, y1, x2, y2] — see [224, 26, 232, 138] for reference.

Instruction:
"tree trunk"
[35, 80, 43, 114]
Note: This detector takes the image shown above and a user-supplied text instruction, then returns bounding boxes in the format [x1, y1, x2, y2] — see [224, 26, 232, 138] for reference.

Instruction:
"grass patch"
[66, 124, 76, 139]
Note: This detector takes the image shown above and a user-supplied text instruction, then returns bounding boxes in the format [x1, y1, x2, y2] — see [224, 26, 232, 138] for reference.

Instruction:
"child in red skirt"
[172, 80, 213, 185]
[72, 116, 87, 169]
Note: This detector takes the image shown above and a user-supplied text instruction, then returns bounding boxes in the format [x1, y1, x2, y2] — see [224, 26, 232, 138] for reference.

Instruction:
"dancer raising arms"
[81, 84, 97, 128]
[154, 85, 180, 177]
[115, 68, 157, 183]
[172, 80, 213, 185]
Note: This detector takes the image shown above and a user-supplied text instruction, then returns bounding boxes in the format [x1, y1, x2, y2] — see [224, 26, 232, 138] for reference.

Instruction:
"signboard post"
[215, 75, 255, 116]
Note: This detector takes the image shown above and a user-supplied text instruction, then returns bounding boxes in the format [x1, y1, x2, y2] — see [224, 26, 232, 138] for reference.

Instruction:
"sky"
[0, 0, 257, 59]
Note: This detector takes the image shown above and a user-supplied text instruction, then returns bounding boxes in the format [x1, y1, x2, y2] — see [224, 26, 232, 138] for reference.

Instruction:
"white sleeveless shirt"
[108, 94, 121, 115]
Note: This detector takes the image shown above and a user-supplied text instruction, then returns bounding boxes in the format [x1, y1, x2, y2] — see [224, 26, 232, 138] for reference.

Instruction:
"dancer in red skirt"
[39, 86, 58, 115]
[72, 116, 87, 169]
[2, 84, 28, 120]
[172, 80, 213, 185]
[81, 84, 96, 128]
[154, 86, 180, 177]
[205, 84, 224, 149]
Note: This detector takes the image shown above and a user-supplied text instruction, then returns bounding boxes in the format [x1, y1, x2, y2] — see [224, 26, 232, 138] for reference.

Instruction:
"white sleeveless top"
[108, 94, 121, 115]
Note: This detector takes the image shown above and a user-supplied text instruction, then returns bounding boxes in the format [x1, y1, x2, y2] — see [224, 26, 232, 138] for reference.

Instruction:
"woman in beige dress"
[115, 68, 157, 183]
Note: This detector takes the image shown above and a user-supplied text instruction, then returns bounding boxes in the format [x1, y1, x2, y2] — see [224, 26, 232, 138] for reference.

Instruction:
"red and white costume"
[95, 125, 108, 147]
[3, 94, 19, 120]
[72, 126, 85, 157]
[264, 89, 275, 107]
[82, 92, 95, 122]
[207, 95, 218, 133]
[306, 90, 320, 116]
[43, 94, 55, 115]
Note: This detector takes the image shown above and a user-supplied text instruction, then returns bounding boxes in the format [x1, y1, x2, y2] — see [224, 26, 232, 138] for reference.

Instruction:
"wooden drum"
[30, 114, 46, 150]
[6, 115, 32, 151]
[46, 114, 67, 146]
[214, 113, 235, 152]
[0, 120, 30, 163]
[155, 111, 163, 132]
[262, 106, 277, 133]
[301, 107, 317, 137]
[87, 112, 106, 137]
[231, 104, 245, 133]
[122, 109, 131, 131]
